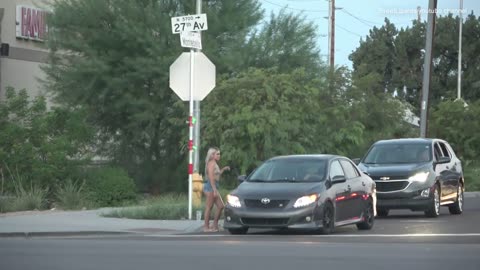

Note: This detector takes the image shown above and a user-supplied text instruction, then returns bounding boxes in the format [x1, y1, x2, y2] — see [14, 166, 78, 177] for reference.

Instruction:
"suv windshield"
[248, 158, 327, 182]
[363, 143, 432, 164]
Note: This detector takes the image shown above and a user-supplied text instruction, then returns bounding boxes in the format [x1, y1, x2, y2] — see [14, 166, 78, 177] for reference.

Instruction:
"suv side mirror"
[352, 158, 361, 165]
[436, 156, 451, 164]
[331, 175, 347, 184]
[237, 175, 246, 183]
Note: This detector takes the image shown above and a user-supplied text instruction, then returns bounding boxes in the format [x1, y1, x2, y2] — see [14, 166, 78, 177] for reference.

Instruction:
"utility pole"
[457, 0, 463, 100]
[329, 0, 335, 69]
[420, 0, 437, 138]
[417, 6, 421, 21]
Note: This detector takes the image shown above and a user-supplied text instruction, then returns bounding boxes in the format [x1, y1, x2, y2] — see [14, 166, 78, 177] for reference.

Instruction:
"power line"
[336, 24, 363, 37]
[340, 9, 380, 27]
[260, 0, 328, 13]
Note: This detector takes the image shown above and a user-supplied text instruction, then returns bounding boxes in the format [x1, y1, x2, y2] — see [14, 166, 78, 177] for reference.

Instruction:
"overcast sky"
[259, 0, 480, 68]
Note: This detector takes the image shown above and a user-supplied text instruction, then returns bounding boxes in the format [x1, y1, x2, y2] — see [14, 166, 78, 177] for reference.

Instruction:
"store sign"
[16, 6, 48, 41]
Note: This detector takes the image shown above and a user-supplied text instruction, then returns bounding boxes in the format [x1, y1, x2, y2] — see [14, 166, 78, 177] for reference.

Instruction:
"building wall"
[0, 0, 50, 102]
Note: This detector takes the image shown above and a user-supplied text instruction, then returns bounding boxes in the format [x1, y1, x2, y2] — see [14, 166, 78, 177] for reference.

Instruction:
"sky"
[259, 0, 480, 69]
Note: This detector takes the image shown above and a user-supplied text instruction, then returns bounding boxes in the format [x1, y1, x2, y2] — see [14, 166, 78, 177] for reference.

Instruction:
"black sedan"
[224, 155, 376, 234]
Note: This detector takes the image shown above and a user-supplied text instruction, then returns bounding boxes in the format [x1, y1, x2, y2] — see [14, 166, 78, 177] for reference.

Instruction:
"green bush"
[0, 196, 13, 213]
[55, 179, 91, 210]
[0, 88, 94, 195]
[464, 161, 480, 191]
[85, 167, 137, 207]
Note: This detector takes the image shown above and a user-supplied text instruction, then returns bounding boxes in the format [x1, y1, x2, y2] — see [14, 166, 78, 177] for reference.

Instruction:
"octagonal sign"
[169, 52, 216, 101]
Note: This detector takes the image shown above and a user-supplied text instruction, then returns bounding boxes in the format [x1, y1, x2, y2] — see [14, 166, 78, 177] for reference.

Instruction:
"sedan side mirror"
[237, 175, 246, 183]
[352, 158, 361, 165]
[331, 175, 347, 184]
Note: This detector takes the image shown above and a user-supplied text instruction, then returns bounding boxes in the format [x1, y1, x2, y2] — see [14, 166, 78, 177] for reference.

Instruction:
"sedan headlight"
[293, 194, 318, 208]
[226, 194, 241, 208]
[408, 171, 430, 182]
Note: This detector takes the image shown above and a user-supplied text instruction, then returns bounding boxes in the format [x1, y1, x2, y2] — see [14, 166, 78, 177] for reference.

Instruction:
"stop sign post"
[170, 11, 215, 220]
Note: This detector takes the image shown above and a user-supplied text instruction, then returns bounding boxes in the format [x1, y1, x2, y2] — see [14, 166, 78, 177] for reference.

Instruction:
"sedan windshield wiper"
[247, 179, 268, 182]
[269, 179, 297, 183]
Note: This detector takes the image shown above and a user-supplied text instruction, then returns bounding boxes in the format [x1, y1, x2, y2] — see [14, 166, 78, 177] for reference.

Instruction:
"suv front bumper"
[376, 183, 433, 211]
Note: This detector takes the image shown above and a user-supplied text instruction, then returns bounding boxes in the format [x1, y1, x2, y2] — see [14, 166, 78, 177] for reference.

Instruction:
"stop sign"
[169, 52, 216, 101]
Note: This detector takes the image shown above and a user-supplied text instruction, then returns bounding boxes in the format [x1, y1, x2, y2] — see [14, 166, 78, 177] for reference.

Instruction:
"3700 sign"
[171, 14, 208, 34]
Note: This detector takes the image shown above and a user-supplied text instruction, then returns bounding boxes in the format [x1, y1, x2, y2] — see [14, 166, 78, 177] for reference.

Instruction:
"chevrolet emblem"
[379, 176, 390, 181]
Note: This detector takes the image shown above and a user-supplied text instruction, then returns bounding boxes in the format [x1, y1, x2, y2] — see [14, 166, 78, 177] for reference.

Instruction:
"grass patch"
[102, 193, 201, 220]
[102, 189, 234, 220]
[464, 160, 480, 191]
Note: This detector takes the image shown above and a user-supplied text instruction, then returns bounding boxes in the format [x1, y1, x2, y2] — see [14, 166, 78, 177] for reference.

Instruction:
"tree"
[349, 18, 398, 95]
[351, 13, 480, 110]
[430, 100, 480, 161]
[43, 0, 263, 193]
[243, 9, 323, 76]
[0, 88, 94, 193]
[203, 68, 332, 175]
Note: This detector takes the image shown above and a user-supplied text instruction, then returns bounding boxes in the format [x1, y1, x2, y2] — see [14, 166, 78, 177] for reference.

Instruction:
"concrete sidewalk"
[0, 208, 205, 237]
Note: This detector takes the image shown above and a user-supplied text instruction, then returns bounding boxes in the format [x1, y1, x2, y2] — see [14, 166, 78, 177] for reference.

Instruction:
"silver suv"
[357, 138, 464, 217]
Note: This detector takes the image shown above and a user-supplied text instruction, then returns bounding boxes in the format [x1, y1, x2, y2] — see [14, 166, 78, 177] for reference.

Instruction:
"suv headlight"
[293, 194, 318, 208]
[226, 194, 241, 208]
[408, 171, 429, 182]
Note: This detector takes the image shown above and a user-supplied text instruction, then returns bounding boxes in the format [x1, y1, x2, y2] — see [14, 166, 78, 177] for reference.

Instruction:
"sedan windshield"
[363, 143, 432, 164]
[248, 158, 327, 182]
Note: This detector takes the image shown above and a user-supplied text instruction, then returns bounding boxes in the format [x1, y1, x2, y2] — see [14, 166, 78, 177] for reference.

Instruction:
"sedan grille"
[241, 218, 289, 226]
[244, 199, 289, 209]
[375, 181, 409, 192]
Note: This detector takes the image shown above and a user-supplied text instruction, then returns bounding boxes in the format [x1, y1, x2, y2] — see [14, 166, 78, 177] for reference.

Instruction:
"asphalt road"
[1, 197, 479, 270]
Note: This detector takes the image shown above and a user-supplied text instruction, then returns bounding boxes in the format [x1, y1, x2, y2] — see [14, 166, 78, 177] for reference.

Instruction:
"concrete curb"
[465, 192, 480, 198]
[0, 231, 134, 238]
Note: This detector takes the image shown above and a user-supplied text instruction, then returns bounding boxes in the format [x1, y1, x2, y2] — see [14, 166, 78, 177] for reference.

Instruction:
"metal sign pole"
[188, 49, 195, 220]
[193, 0, 202, 174]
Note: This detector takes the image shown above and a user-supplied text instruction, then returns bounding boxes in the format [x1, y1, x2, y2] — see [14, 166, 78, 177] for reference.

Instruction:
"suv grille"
[244, 199, 289, 209]
[371, 175, 408, 180]
[241, 218, 289, 226]
[375, 181, 409, 192]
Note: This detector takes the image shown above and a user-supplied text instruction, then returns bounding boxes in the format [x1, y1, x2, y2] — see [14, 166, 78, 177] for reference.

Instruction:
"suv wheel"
[449, 183, 464, 215]
[425, 184, 440, 218]
[377, 209, 389, 217]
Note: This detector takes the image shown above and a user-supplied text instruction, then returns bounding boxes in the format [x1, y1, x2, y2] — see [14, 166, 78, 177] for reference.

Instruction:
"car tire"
[318, 203, 335, 235]
[377, 209, 389, 217]
[356, 201, 375, 230]
[448, 183, 464, 215]
[425, 184, 440, 218]
[227, 227, 248, 235]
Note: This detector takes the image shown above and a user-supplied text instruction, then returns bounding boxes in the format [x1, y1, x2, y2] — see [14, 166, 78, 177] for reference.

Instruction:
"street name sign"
[171, 14, 208, 34]
[180, 31, 202, 50]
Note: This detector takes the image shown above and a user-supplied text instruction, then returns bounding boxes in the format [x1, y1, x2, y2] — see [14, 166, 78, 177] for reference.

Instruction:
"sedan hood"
[359, 162, 430, 177]
[233, 181, 324, 199]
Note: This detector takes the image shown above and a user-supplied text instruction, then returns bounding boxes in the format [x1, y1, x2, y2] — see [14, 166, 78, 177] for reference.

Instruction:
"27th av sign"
[171, 14, 208, 34]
